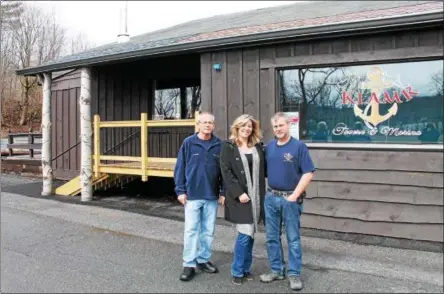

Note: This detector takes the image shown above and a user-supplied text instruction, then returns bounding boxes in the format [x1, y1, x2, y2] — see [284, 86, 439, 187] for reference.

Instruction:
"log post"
[79, 68, 93, 201]
[41, 72, 53, 196]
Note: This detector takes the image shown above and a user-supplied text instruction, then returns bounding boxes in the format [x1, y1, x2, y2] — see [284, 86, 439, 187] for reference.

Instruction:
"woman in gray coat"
[220, 114, 266, 286]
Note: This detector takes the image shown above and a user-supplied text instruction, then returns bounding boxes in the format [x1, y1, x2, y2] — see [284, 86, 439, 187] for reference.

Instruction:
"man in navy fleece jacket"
[174, 111, 225, 282]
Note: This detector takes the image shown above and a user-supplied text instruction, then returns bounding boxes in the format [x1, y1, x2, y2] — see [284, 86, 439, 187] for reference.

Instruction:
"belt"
[267, 187, 306, 200]
[266, 187, 294, 197]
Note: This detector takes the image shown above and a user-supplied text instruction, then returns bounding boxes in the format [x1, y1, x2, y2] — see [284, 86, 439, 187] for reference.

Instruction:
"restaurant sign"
[337, 66, 421, 136]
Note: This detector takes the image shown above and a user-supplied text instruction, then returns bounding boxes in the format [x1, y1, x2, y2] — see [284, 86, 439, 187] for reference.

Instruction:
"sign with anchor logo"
[341, 66, 419, 130]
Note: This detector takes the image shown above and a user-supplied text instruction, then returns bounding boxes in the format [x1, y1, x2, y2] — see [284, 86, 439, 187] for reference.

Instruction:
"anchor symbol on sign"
[353, 67, 398, 128]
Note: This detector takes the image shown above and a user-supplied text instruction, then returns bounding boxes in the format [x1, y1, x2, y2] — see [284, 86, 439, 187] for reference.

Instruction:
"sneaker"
[232, 276, 243, 285]
[243, 272, 254, 281]
[260, 272, 285, 283]
[289, 276, 303, 291]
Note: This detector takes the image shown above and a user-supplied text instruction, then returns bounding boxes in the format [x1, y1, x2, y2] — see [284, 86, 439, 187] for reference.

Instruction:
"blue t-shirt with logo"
[265, 137, 315, 191]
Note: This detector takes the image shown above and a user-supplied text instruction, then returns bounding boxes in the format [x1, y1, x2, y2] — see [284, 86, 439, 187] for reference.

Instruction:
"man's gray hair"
[270, 112, 291, 124]
[197, 111, 215, 122]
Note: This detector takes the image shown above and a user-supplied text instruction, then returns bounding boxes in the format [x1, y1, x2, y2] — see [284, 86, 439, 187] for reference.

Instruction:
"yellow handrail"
[93, 111, 199, 181]
[141, 113, 148, 181]
[94, 115, 100, 177]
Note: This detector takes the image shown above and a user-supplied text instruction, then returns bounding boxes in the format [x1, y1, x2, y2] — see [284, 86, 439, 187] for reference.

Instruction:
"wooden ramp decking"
[98, 159, 176, 178]
[55, 158, 177, 196]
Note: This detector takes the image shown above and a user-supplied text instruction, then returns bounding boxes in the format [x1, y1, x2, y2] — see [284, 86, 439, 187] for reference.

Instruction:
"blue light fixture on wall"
[213, 63, 222, 72]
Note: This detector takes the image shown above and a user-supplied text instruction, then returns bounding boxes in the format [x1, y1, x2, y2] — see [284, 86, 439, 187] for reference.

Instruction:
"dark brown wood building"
[17, 1, 444, 249]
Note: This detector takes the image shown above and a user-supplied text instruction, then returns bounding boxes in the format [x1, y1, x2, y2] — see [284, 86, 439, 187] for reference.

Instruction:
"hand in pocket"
[238, 193, 250, 203]
[285, 193, 298, 202]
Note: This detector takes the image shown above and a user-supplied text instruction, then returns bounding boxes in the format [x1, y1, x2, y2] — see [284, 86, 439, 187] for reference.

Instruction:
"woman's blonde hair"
[229, 114, 263, 147]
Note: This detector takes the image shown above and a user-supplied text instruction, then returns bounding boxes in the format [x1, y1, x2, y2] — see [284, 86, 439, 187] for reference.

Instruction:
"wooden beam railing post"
[94, 114, 100, 177]
[140, 112, 148, 182]
[89, 113, 197, 181]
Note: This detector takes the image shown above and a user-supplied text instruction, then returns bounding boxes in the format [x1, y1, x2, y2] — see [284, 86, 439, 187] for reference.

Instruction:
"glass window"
[154, 88, 181, 120]
[278, 60, 443, 144]
[153, 86, 201, 119]
[186, 86, 201, 119]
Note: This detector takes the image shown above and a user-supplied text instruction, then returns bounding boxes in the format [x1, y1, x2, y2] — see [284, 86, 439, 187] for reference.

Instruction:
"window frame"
[274, 57, 444, 151]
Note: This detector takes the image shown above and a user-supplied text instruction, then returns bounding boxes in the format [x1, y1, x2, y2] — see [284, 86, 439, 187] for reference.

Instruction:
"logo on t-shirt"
[283, 153, 294, 162]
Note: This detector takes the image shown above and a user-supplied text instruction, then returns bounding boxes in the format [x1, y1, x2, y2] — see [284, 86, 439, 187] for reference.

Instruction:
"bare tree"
[279, 71, 291, 111]
[37, 10, 66, 65]
[9, 4, 42, 126]
[69, 31, 93, 55]
[0, 1, 23, 125]
[289, 68, 340, 137]
[154, 89, 180, 118]
[0, 1, 23, 31]
[0, 19, 14, 106]
[430, 71, 443, 97]
[9, 3, 66, 125]
[188, 86, 201, 118]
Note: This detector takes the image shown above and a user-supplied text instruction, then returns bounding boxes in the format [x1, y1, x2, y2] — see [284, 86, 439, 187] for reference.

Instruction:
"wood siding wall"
[91, 64, 153, 160]
[201, 26, 444, 243]
[201, 48, 276, 141]
[306, 149, 443, 243]
[51, 70, 81, 180]
[50, 56, 199, 179]
[91, 60, 197, 161]
[201, 26, 444, 141]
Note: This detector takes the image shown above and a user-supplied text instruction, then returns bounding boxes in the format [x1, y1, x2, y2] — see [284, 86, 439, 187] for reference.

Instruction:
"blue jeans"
[231, 233, 254, 277]
[264, 191, 303, 277]
[183, 200, 218, 267]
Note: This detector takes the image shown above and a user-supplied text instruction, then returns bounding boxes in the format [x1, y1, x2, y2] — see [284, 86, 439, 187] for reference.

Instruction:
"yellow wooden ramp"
[55, 173, 134, 196]
[55, 111, 196, 197]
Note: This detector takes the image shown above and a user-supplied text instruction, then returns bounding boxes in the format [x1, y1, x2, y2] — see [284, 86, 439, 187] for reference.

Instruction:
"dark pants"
[264, 191, 303, 277]
[231, 232, 254, 277]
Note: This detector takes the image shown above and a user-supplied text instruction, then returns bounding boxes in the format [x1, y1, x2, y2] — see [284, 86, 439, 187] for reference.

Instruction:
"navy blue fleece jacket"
[174, 133, 224, 200]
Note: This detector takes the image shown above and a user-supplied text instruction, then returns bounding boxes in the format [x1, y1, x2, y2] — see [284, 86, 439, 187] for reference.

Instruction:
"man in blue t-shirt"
[174, 112, 225, 282]
[260, 112, 315, 291]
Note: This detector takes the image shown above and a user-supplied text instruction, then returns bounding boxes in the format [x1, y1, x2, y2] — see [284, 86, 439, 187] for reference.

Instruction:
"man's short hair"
[271, 112, 291, 124]
[197, 111, 215, 122]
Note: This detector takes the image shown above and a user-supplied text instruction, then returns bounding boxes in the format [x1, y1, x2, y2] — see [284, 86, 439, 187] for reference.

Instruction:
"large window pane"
[154, 88, 181, 119]
[153, 86, 201, 119]
[186, 86, 201, 119]
[278, 60, 443, 144]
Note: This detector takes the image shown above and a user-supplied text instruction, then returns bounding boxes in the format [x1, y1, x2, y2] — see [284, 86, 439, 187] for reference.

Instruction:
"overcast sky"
[33, 1, 298, 46]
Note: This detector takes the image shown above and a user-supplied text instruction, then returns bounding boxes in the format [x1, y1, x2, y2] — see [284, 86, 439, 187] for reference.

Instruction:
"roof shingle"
[17, 1, 443, 75]
[179, 1, 443, 43]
